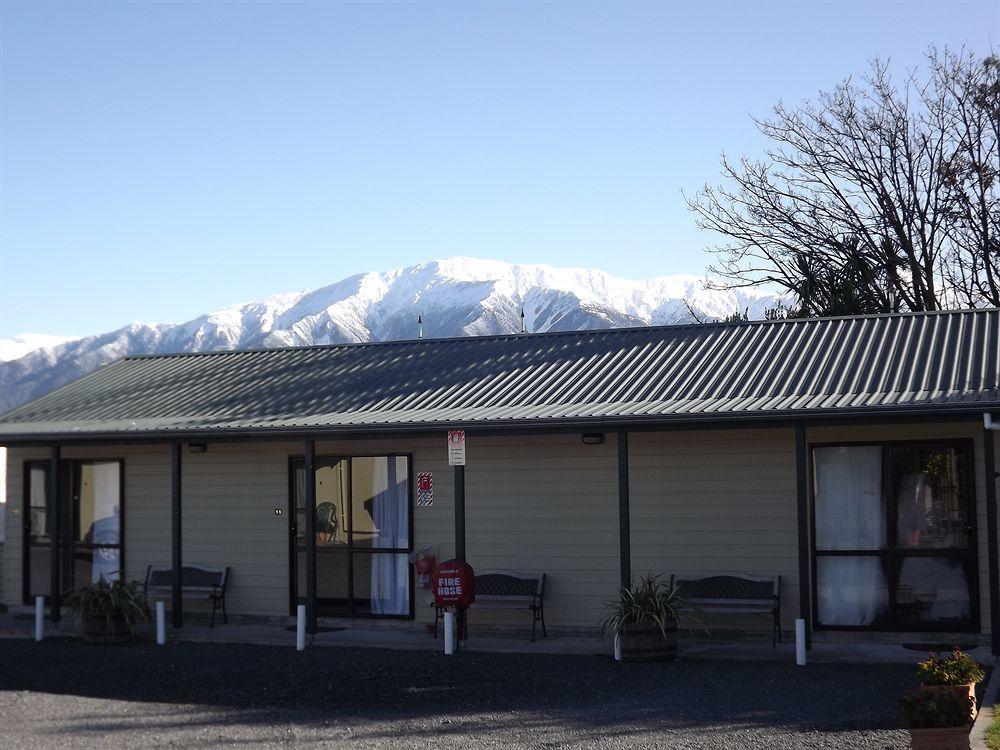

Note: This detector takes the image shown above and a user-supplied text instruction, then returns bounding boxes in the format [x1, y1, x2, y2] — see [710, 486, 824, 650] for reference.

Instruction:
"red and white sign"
[416, 472, 434, 507]
[447, 430, 466, 466]
[432, 559, 475, 607]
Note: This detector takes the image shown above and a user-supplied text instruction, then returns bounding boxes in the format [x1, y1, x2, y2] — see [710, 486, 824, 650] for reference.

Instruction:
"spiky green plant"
[64, 578, 150, 629]
[602, 574, 684, 638]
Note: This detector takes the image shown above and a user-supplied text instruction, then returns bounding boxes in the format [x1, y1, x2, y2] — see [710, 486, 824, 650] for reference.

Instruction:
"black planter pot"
[620, 621, 678, 662]
[80, 614, 132, 644]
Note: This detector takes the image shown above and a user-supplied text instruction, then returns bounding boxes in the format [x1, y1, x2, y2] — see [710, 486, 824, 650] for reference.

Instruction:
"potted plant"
[603, 574, 683, 662]
[899, 688, 974, 750]
[916, 648, 986, 715]
[65, 579, 150, 644]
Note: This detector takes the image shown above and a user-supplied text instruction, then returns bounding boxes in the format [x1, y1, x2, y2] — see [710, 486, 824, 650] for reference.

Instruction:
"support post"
[984, 427, 999, 656]
[48, 445, 61, 623]
[304, 439, 318, 635]
[618, 431, 631, 589]
[156, 601, 166, 645]
[454, 465, 466, 561]
[794, 424, 811, 650]
[171, 442, 183, 629]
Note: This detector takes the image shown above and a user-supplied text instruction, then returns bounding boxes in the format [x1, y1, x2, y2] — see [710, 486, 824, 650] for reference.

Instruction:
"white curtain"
[370, 457, 409, 615]
[814, 446, 884, 550]
[816, 556, 888, 626]
[88, 462, 121, 583]
[814, 446, 886, 625]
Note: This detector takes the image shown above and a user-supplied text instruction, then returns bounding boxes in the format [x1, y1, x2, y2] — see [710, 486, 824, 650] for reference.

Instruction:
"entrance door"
[23, 460, 124, 603]
[290, 455, 413, 618]
[812, 441, 978, 631]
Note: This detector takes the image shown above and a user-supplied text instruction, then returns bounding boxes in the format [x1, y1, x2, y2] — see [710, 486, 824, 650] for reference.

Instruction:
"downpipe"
[987, 413, 1000, 431]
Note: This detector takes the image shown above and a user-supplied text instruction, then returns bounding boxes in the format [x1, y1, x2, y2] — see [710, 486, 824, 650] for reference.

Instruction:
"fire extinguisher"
[411, 545, 437, 590]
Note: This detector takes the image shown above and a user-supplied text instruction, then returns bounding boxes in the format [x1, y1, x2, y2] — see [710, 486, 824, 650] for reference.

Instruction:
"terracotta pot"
[907, 726, 970, 750]
[619, 621, 678, 662]
[80, 614, 131, 644]
[919, 684, 977, 719]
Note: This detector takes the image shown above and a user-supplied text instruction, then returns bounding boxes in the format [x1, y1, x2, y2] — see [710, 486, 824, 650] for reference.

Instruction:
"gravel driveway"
[0, 638, 913, 749]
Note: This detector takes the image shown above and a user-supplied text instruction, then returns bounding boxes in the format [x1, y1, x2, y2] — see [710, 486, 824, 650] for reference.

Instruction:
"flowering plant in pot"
[916, 648, 986, 716]
[899, 688, 974, 750]
[603, 574, 685, 662]
[65, 579, 150, 644]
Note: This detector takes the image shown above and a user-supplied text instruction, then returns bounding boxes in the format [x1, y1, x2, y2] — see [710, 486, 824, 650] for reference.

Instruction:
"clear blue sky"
[1, 1, 996, 337]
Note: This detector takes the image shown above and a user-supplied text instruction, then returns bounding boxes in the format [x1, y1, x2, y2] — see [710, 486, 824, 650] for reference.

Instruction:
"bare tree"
[688, 48, 999, 315]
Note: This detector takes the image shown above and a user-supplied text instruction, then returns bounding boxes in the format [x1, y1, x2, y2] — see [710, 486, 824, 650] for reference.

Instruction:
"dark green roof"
[1, 309, 998, 441]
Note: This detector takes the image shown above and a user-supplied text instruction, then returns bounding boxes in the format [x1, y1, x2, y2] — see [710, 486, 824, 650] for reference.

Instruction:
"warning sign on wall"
[416, 472, 434, 507]
[447, 430, 466, 466]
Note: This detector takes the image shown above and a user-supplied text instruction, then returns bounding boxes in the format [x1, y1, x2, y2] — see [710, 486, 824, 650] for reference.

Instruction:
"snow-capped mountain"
[0, 257, 783, 412]
[0, 333, 80, 362]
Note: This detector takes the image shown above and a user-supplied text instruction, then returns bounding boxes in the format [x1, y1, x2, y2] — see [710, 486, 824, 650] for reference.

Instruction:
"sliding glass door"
[812, 442, 977, 631]
[290, 455, 412, 618]
[23, 460, 124, 603]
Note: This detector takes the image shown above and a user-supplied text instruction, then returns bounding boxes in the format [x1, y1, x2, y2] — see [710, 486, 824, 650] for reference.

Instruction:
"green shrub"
[64, 579, 150, 628]
[602, 574, 684, 637]
[917, 648, 986, 686]
[899, 688, 974, 728]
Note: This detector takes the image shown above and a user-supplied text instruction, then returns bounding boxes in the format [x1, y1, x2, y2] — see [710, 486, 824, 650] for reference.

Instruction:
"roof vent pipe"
[986, 413, 999, 431]
[520, 308, 526, 334]
[418, 315, 423, 340]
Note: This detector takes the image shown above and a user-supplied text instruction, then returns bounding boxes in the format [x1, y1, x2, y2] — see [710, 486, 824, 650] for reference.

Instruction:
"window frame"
[287, 453, 415, 620]
[810, 439, 979, 633]
[22, 458, 126, 604]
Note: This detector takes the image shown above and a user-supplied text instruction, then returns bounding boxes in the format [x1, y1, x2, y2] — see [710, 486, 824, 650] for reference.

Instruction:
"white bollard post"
[614, 630, 622, 662]
[795, 618, 807, 666]
[35, 596, 44, 642]
[296, 604, 306, 651]
[156, 601, 166, 645]
[443, 611, 455, 655]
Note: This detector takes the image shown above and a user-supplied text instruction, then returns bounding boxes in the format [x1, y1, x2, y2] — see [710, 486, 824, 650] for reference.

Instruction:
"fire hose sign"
[432, 559, 475, 607]
[416, 472, 433, 507]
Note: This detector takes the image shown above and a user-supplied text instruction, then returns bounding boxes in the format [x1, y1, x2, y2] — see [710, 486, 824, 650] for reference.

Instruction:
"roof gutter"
[0, 406, 995, 446]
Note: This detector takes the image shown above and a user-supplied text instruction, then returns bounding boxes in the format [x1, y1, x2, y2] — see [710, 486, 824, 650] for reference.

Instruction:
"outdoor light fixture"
[581, 433, 605, 445]
[188, 443, 208, 453]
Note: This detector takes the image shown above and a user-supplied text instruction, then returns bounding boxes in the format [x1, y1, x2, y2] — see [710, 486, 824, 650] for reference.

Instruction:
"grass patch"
[987, 712, 1000, 750]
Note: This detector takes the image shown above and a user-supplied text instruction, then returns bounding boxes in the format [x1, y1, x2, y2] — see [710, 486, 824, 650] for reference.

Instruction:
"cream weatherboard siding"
[461, 434, 620, 631]
[629, 428, 799, 635]
[3, 419, 998, 640]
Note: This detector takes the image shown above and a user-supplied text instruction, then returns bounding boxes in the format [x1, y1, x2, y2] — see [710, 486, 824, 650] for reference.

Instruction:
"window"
[290, 455, 412, 618]
[23, 459, 124, 603]
[812, 442, 976, 631]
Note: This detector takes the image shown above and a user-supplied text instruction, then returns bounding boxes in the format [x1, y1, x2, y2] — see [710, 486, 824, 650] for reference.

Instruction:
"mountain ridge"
[0, 257, 783, 412]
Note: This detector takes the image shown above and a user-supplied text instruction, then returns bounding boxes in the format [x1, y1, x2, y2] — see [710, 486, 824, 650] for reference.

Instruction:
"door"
[290, 455, 413, 618]
[23, 459, 124, 603]
[812, 441, 978, 631]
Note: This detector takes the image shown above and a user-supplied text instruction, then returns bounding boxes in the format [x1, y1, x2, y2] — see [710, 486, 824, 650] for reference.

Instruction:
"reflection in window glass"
[896, 557, 970, 625]
[78, 463, 120, 544]
[28, 466, 48, 543]
[894, 447, 969, 549]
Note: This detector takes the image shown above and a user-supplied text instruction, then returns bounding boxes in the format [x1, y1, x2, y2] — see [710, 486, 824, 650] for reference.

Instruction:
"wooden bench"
[435, 570, 547, 642]
[145, 565, 230, 628]
[670, 573, 781, 647]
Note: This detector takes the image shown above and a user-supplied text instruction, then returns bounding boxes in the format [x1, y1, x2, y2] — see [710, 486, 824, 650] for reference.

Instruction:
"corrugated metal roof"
[1, 309, 998, 440]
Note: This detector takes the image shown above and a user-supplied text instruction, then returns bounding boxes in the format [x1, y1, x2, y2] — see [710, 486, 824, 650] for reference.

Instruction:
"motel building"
[1, 308, 999, 652]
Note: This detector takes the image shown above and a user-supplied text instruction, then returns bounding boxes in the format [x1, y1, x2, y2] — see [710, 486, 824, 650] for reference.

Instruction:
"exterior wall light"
[188, 443, 208, 453]
[581, 433, 605, 445]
